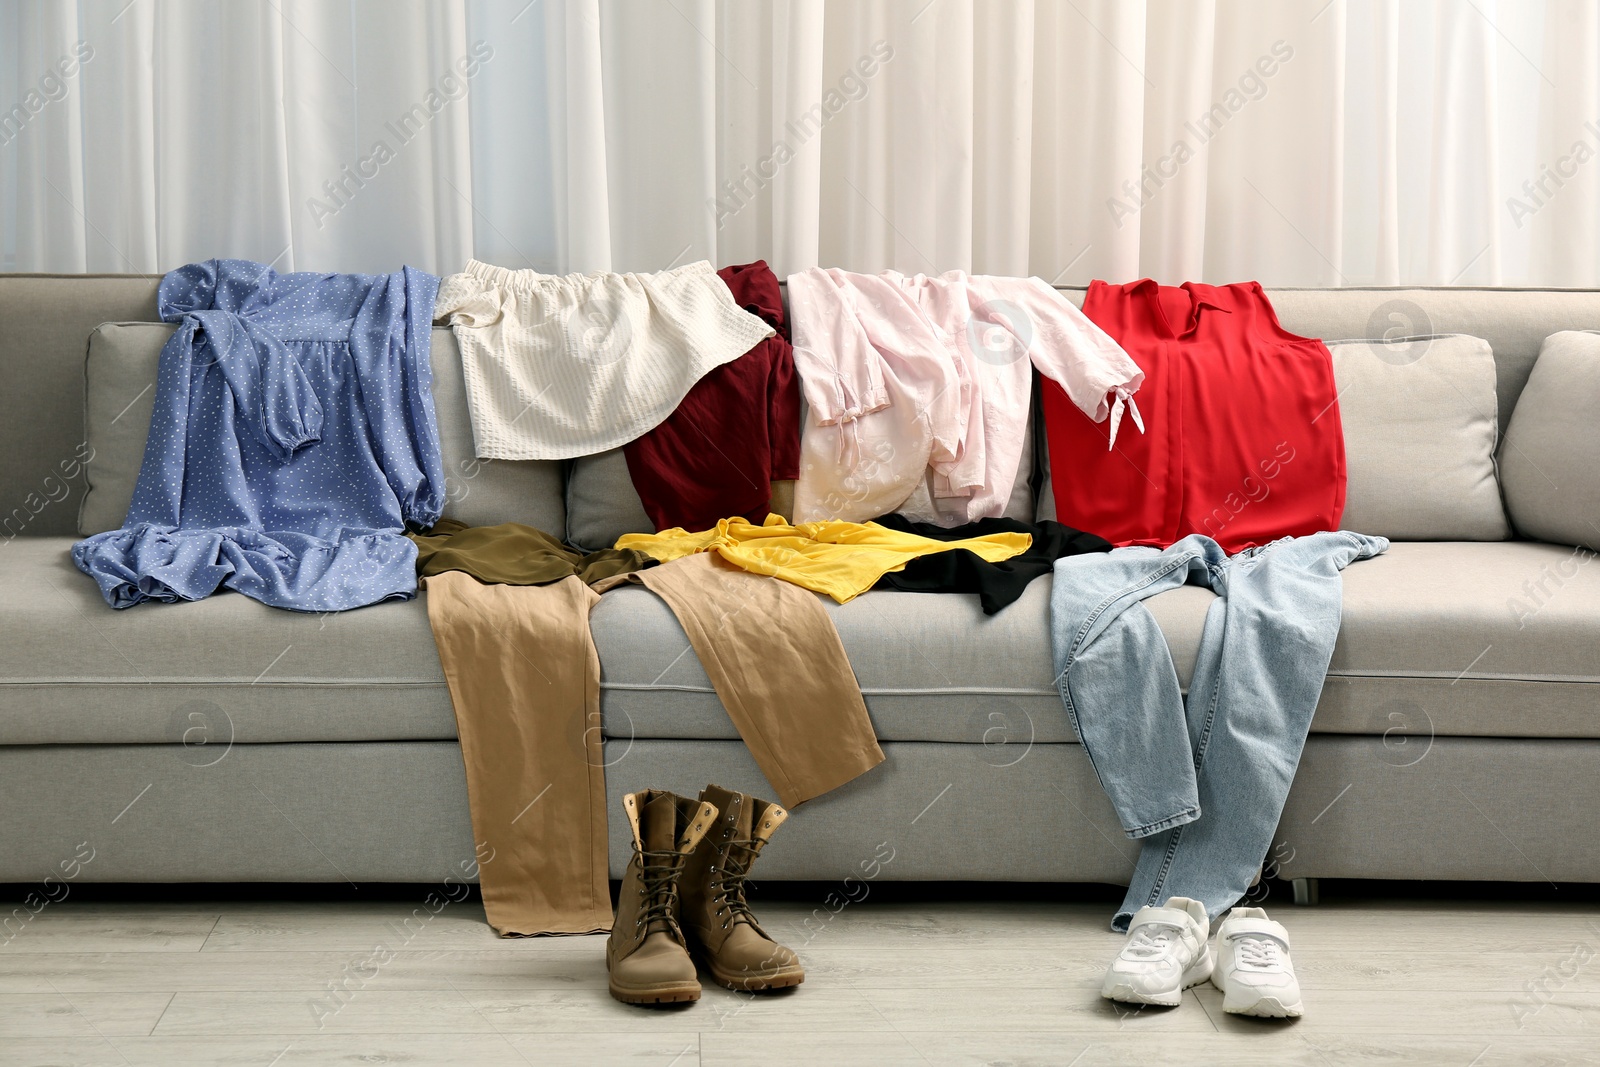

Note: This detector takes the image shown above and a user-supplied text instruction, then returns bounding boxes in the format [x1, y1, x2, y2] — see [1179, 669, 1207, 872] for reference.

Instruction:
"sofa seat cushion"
[1319, 540, 1600, 739]
[7, 538, 1599, 747]
[591, 579, 1074, 745]
[0, 538, 455, 745]
[592, 541, 1600, 744]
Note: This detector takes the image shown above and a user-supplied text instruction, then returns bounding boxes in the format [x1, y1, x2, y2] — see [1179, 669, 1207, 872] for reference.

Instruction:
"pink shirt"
[787, 268, 1142, 524]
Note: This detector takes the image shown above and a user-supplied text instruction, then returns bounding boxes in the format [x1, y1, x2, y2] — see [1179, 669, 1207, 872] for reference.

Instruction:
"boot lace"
[636, 848, 684, 934]
[711, 838, 761, 928]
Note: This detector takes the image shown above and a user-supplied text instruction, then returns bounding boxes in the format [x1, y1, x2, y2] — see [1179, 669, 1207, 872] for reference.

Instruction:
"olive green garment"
[409, 517, 657, 586]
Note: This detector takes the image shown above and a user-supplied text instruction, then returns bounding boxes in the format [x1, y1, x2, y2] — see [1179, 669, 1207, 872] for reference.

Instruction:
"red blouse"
[1042, 279, 1345, 553]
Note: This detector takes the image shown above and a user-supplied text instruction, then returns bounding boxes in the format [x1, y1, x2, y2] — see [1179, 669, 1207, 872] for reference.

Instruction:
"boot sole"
[606, 954, 702, 1006]
[608, 980, 703, 1005]
[705, 962, 806, 992]
[682, 929, 807, 993]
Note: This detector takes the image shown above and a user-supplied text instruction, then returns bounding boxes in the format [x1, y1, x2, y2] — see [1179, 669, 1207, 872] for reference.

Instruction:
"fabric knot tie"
[1107, 390, 1145, 451]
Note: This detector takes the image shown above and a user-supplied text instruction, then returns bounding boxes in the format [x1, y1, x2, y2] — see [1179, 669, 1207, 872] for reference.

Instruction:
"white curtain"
[1, 0, 1596, 285]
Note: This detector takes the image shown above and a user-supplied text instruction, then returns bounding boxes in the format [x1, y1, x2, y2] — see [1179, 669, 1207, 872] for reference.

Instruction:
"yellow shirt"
[616, 515, 1031, 604]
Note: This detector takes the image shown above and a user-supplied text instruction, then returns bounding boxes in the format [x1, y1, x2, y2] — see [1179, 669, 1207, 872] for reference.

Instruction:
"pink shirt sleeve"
[842, 274, 966, 473]
[999, 277, 1143, 422]
[786, 268, 890, 426]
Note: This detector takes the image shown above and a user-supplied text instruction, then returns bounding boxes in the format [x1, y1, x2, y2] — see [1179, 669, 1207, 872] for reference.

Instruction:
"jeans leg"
[1063, 602, 1200, 837]
[1051, 540, 1210, 840]
[1109, 541, 1233, 930]
[1111, 531, 1389, 930]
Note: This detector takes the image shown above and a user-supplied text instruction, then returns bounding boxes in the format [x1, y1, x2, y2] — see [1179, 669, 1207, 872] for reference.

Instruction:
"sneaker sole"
[1223, 992, 1303, 1018]
[1102, 944, 1214, 1007]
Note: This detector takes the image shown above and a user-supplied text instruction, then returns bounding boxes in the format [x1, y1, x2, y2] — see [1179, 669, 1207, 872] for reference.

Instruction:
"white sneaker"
[1210, 907, 1304, 1018]
[1100, 896, 1214, 1006]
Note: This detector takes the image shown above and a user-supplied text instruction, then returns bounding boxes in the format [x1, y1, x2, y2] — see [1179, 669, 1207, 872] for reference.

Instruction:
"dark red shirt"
[623, 261, 801, 531]
[1042, 279, 1346, 553]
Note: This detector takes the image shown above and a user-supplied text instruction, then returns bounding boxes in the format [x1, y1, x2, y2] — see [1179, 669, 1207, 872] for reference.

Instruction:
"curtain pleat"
[13, 1, 87, 272]
[1, 0, 1595, 284]
[1528, 2, 1600, 285]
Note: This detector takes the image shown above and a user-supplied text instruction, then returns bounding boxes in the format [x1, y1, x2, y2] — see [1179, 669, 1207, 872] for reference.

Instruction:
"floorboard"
[1, 890, 1597, 1065]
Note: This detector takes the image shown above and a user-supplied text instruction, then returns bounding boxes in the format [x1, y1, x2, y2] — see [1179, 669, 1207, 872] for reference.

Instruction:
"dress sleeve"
[223, 316, 324, 456]
[161, 260, 326, 458]
[350, 267, 447, 527]
[157, 260, 220, 320]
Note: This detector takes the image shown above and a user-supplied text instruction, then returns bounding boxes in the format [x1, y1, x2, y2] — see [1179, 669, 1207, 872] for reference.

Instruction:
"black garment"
[870, 514, 1112, 615]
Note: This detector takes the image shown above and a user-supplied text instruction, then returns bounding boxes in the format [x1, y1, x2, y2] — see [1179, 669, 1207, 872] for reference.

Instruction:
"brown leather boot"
[679, 784, 805, 991]
[606, 789, 718, 1005]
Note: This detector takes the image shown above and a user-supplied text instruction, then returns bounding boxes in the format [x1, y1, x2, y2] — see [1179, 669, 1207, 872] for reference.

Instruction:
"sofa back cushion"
[1327, 334, 1510, 540]
[0, 275, 161, 539]
[1264, 288, 1600, 437]
[13, 277, 1600, 542]
[1037, 331, 1511, 541]
[1500, 331, 1600, 550]
[79, 324, 164, 535]
[78, 325, 565, 536]
[566, 450, 653, 552]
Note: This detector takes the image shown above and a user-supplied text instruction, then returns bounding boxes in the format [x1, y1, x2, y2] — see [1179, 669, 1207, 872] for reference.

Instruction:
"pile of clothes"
[73, 255, 1383, 1021]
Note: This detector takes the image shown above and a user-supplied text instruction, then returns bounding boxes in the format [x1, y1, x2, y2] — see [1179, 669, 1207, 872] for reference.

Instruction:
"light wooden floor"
[1, 888, 1598, 1066]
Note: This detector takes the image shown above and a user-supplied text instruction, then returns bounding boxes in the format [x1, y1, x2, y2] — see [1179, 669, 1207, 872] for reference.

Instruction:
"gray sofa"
[3, 275, 1598, 906]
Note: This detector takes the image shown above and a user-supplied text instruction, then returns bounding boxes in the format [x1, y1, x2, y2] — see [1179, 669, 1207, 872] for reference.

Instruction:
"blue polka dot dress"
[72, 259, 446, 612]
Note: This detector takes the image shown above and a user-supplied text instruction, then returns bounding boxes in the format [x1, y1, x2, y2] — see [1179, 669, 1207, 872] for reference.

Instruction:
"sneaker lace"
[1229, 932, 1286, 969]
[637, 847, 685, 934]
[1123, 922, 1181, 959]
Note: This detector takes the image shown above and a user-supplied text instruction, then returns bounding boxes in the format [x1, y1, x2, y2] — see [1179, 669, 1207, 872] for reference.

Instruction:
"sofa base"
[1, 738, 1596, 887]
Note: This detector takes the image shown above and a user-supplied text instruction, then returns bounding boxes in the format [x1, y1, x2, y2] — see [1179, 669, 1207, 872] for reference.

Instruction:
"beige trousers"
[422, 571, 612, 937]
[634, 553, 885, 807]
[423, 556, 883, 935]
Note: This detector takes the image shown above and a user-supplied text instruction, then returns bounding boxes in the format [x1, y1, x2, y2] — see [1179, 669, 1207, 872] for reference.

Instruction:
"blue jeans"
[1050, 532, 1388, 931]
